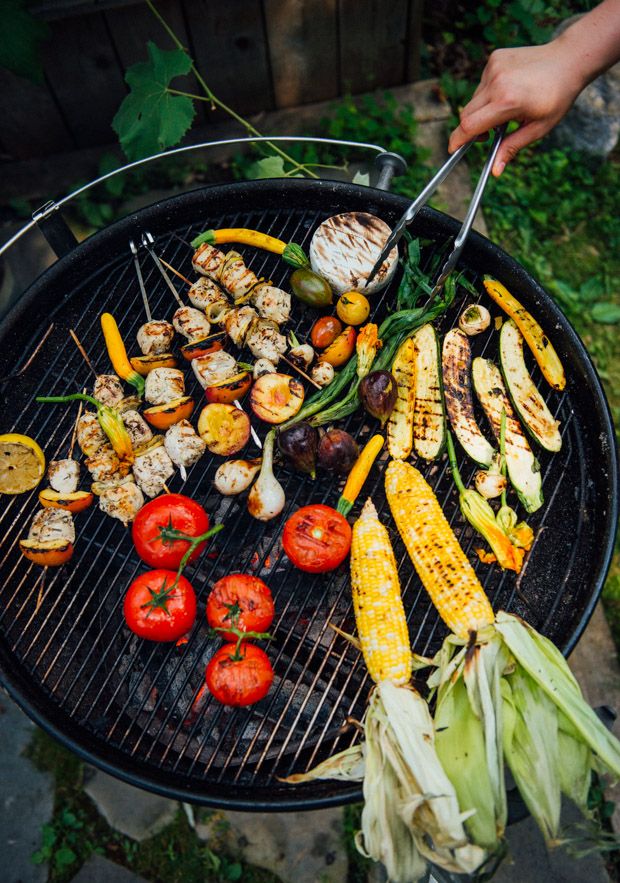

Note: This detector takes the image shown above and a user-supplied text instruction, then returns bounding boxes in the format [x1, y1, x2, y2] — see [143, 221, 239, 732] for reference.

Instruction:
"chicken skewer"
[130, 240, 176, 362]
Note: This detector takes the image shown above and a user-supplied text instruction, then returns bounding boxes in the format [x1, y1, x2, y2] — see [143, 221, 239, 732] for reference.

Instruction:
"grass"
[25, 729, 280, 883]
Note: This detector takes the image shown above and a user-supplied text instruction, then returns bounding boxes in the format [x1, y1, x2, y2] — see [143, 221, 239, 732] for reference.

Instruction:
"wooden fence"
[0, 0, 423, 161]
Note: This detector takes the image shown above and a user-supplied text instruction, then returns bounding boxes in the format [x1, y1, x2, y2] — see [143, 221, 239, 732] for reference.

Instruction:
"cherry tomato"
[207, 574, 274, 642]
[124, 569, 197, 642]
[206, 643, 274, 706]
[132, 493, 210, 569]
[282, 504, 352, 573]
[336, 291, 370, 326]
[310, 316, 343, 350]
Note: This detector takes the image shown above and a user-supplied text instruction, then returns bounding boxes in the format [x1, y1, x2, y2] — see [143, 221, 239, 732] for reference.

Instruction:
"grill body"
[0, 179, 617, 810]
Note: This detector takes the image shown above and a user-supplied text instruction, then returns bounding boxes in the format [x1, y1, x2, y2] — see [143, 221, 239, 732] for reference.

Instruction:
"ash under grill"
[0, 180, 616, 810]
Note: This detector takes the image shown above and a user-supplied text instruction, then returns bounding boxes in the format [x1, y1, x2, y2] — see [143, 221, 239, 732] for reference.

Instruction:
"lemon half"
[0, 433, 46, 494]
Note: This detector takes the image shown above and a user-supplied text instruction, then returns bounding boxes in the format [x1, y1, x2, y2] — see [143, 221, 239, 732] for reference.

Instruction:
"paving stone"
[70, 854, 150, 883]
[197, 807, 347, 883]
[0, 692, 54, 883]
[83, 767, 178, 842]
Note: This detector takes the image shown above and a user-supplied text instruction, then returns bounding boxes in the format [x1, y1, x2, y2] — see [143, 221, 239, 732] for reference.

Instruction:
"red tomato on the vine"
[123, 569, 197, 642]
[205, 643, 274, 706]
[206, 574, 274, 642]
[132, 493, 210, 569]
[282, 504, 352, 573]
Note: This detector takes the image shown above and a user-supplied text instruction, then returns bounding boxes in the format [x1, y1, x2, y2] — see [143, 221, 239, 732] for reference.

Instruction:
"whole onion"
[359, 370, 398, 425]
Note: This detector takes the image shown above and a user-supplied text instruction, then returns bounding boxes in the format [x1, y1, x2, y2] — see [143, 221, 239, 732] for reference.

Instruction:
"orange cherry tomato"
[309, 316, 343, 350]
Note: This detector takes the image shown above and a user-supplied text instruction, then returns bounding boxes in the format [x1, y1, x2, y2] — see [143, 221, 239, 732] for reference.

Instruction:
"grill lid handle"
[373, 152, 408, 191]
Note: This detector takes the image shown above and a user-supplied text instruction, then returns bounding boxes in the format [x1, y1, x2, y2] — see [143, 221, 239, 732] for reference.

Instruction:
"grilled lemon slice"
[0, 433, 46, 494]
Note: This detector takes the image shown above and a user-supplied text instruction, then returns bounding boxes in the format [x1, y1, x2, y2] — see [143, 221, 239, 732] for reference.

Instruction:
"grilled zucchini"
[387, 337, 416, 460]
[442, 328, 496, 467]
[412, 323, 445, 460]
[472, 357, 543, 513]
[499, 320, 562, 453]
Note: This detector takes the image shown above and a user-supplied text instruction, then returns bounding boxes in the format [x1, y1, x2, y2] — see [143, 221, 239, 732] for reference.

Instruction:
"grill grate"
[0, 180, 616, 809]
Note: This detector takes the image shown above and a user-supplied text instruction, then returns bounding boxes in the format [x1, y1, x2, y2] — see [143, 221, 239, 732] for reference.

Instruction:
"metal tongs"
[365, 125, 507, 295]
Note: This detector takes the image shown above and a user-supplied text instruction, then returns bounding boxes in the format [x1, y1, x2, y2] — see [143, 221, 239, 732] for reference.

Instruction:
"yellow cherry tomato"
[336, 291, 370, 326]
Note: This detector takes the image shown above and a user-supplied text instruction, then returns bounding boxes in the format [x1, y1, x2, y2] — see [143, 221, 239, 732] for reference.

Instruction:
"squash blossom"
[355, 323, 381, 378]
[447, 431, 532, 573]
[36, 393, 134, 466]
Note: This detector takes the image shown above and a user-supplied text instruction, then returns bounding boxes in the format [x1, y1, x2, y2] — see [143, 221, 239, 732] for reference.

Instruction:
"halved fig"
[181, 335, 225, 361]
[197, 403, 251, 455]
[143, 396, 195, 430]
[320, 326, 356, 367]
[19, 538, 74, 567]
[130, 353, 178, 375]
[250, 373, 305, 424]
[205, 371, 252, 404]
[38, 488, 94, 513]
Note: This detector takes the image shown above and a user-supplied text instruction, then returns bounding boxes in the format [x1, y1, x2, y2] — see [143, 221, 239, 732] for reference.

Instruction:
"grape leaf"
[0, 0, 49, 83]
[112, 42, 195, 161]
[248, 156, 288, 179]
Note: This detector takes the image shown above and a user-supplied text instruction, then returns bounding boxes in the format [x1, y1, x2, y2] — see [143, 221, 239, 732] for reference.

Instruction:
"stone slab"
[70, 854, 150, 883]
[0, 692, 54, 883]
[83, 767, 177, 843]
[197, 807, 348, 883]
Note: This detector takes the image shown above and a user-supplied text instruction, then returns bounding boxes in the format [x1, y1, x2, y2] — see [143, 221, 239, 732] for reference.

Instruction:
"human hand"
[448, 43, 584, 175]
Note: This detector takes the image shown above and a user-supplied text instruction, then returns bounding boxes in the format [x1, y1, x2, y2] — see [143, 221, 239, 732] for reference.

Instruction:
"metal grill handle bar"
[0, 136, 404, 260]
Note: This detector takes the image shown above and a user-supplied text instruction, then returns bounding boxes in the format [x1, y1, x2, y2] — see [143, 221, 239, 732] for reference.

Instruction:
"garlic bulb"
[214, 459, 261, 495]
[311, 361, 335, 388]
[458, 304, 491, 336]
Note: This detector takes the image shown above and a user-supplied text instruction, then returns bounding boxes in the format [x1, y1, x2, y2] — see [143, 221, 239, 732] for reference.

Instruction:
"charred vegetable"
[412, 324, 445, 460]
[472, 357, 543, 513]
[458, 304, 491, 336]
[499, 319, 562, 453]
[247, 430, 285, 521]
[214, 459, 261, 495]
[317, 428, 359, 474]
[442, 328, 496, 468]
[336, 434, 384, 515]
[359, 370, 398, 426]
[387, 337, 416, 460]
[483, 277, 565, 390]
[278, 422, 319, 477]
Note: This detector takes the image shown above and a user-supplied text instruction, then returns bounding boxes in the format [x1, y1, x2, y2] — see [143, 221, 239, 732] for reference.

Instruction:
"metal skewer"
[130, 239, 152, 321]
[142, 231, 185, 307]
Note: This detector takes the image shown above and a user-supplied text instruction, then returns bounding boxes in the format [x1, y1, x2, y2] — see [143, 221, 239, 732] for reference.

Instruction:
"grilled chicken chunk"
[245, 318, 287, 364]
[85, 447, 122, 482]
[48, 458, 80, 494]
[136, 320, 174, 355]
[28, 508, 75, 544]
[122, 410, 153, 449]
[144, 367, 185, 405]
[132, 445, 175, 498]
[77, 412, 107, 457]
[164, 419, 206, 477]
[223, 306, 257, 346]
[192, 350, 238, 389]
[99, 481, 144, 525]
[251, 284, 291, 325]
[220, 251, 259, 298]
[193, 242, 227, 278]
[172, 306, 211, 342]
[188, 277, 228, 313]
[93, 374, 124, 407]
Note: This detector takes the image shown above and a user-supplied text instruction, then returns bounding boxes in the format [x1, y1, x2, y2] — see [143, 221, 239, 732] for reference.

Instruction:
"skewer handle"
[281, 355, 321, 390]
[130, 239, 152, 322]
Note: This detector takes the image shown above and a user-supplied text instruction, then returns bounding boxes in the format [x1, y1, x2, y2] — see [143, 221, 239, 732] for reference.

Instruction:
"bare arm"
[448, 0, 620, 175]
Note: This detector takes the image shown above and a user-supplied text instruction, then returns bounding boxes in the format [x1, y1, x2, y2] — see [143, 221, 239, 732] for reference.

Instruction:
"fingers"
[448, 100, 513, 154]
[491, 120, 547, 175]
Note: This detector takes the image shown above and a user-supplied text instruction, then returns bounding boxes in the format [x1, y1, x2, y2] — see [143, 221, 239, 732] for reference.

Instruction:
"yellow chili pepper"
[190, 228, 309, 269]
[100, 313, 145, 396]
[337, 434, 384, 515]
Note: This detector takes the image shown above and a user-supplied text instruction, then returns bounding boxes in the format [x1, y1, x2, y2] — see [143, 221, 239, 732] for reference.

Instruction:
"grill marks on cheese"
[310, 212, 398, 293]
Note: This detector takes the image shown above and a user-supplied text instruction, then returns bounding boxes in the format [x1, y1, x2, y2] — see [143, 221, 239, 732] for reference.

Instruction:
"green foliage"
[112, 42, 195, 161]
[31, 808, 103, 875]
[0, 0, 49, 83]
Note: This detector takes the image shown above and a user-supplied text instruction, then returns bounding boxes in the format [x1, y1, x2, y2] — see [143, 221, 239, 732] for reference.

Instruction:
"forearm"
[555, 0, 620, 88]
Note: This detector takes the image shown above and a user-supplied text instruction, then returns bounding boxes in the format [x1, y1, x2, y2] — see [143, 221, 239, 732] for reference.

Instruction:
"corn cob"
[385, 460, 494, 640]
[350, 498, 412, 686]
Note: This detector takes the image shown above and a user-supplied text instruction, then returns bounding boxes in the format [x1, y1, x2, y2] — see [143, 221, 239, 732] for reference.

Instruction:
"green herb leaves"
[113, 42, 195, 161]
[0, 0, 49, 83]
